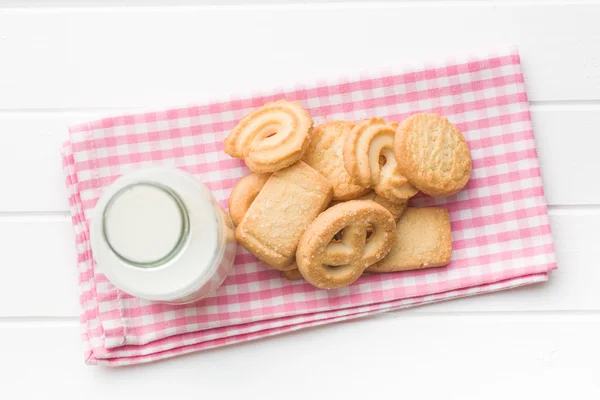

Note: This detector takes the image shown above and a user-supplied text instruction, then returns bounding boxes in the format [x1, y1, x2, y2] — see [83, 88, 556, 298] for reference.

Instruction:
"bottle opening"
[102, 182, 190, 268]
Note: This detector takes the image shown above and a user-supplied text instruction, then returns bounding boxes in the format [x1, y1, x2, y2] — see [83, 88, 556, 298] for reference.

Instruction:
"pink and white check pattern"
[61, 48, 556, 366]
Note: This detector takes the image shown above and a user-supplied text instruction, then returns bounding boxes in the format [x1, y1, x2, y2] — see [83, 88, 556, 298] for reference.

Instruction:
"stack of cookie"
[225, 100, 472, 289]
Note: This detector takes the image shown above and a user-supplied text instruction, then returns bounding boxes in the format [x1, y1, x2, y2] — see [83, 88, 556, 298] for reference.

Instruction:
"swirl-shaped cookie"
[296, 200, 396, 289]
[343, 118, 418, 203]
[224, 100, 313, 173]
[395, 113, 472, 197]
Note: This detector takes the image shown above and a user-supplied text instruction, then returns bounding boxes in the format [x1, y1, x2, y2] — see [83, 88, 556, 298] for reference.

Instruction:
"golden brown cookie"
[354, 190, 407, 221]
[281, 266, 303, 281]
[343, 117, 418, 203]
[296, 200, 396, 289]
[235, 161, 333, 271]
[303, 121, 370, 200]
[228, 172, 270, 226]
[224, 100, 313, 173]
[366, 207, 452, 273]
[395, 113, 472, 197]
[329, 191, 406, 220]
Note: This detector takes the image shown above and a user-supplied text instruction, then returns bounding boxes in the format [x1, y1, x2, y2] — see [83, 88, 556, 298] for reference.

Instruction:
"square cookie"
[366, 207, 452, 272]
[235, 161, 333, 270]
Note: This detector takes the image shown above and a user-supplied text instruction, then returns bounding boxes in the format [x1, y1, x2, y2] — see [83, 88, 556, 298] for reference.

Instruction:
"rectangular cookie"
[235, 161, 333, 270]
[366, 207, 452, 273]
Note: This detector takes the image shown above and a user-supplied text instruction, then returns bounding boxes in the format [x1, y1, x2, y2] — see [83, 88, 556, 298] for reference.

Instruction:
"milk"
[104, 184, 186, 265]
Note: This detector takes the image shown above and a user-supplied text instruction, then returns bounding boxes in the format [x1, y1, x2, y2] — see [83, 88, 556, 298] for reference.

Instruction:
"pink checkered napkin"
[62, 47, 556, 366]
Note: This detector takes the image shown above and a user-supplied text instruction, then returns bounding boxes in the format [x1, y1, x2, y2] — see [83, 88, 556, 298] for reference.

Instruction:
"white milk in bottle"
[90, 167, 236, 304]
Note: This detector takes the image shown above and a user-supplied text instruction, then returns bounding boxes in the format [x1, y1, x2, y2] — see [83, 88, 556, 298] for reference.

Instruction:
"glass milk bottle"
[90, 167, 236, 304]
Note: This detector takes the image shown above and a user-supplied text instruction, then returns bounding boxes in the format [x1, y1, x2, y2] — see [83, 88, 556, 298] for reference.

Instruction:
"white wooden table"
[1, 1, 599, 398]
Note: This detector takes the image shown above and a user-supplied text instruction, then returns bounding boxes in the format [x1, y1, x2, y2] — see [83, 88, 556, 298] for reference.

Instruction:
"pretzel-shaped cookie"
[296, 200, 396, 289]
[343, 118, 418, 203]
[224, 100, 313, 173]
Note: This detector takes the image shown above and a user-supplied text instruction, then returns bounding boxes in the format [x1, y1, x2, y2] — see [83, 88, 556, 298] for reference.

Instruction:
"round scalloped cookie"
[395, 113, 472, 197]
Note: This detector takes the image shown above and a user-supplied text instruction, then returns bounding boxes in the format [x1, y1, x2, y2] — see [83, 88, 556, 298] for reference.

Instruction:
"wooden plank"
[0, 111, 107, 212]
[0, 314, 598, 398]
[1, 3, 600, 110]
[0, 106, 597, 212]
[0, 216, 80, 317]
[0, 0, 538, 6]
[0, 210, 595, 317]
[530, 105, 600, 206]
